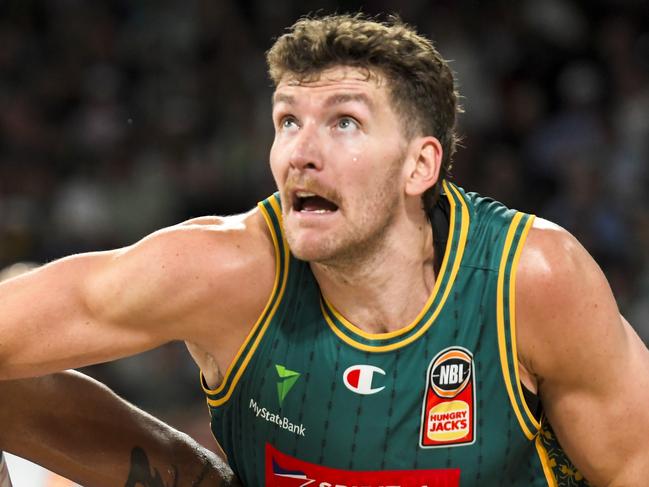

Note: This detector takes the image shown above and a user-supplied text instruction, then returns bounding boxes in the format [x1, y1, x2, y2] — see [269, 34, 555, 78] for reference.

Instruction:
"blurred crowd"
[1, 0, 648, 447]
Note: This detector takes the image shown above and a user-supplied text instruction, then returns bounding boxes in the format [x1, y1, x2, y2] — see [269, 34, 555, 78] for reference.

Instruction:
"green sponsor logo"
[275, 364, 300, 406]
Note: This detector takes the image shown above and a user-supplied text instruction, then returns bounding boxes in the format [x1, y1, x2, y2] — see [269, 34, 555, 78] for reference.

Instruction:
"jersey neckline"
[320, 180, 471, 352]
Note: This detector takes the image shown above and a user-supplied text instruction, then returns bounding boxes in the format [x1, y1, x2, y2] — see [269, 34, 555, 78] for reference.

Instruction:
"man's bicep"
[541, 313, 649, 486]
[83, 232, 188, 334]
[72, 227, 220, 356]
[0, 228, 190, 379]
[516, 224, 649, 485]
[0, 248, 162, 379]
[77, 221, 276, 375]
[0, 210, 275, 380]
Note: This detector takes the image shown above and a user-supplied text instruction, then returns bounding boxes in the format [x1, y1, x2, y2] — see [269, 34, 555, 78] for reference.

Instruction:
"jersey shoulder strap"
[202, 193, 291, 407]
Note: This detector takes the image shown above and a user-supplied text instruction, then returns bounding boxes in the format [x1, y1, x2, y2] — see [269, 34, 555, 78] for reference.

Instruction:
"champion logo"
[343, 365, 386, 395]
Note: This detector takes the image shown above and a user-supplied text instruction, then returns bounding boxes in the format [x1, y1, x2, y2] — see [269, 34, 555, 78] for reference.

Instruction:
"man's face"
[269, 65, 411, 264]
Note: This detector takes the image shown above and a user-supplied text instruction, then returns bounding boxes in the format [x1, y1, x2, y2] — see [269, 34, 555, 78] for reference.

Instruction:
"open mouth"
[292, 191, 339, 214]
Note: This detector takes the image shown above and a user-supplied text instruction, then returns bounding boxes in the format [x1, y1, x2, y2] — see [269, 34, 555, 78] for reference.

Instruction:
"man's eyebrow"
[323, 93, 375, 110]
[271, 92, 374, 109]
[272, 93, 294, 106]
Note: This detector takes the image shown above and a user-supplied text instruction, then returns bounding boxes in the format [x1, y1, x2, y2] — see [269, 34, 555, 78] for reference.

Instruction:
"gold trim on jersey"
[535, 434, 559, 487]
[203, 197, 290, 406]
[321, 180, 470, 351]
[497, 212, 540, 440]
[510, 215, 540, 428]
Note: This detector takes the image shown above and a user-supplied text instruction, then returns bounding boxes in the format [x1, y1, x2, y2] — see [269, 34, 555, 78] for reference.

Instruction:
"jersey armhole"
[522, 382, 542, 421]
[497, 212, 541, 440]
[201, 195, 290, 407]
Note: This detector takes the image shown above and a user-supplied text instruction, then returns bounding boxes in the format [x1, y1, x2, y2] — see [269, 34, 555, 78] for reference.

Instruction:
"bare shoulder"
[514, 217, 622, 381]
[88, 207, 277, 345]
[152, 209, 276, 282]
[144, 208, 274, 263]
[517, 217, 601, 292]
[153, 206, 275, 303]
[175, 210, 278, 324]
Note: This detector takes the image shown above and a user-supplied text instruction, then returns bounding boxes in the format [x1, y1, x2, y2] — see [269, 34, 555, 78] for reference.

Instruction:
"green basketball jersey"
[202, 181, 589, 487]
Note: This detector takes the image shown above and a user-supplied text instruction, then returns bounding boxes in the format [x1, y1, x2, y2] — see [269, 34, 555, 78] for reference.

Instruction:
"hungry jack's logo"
[276, 364, 301, 406]
[420, 347, 476, 448]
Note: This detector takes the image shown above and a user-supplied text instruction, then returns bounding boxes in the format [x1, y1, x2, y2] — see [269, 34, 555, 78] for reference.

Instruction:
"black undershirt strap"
[428, 194, 450, 277]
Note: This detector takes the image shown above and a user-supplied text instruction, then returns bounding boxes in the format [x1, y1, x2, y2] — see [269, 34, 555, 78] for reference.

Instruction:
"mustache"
[283, 177, 342, 206]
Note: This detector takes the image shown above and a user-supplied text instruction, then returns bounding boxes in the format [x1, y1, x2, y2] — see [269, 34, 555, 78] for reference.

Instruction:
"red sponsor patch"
[265, 443, 460, 487]
[420, 347, 476, 448]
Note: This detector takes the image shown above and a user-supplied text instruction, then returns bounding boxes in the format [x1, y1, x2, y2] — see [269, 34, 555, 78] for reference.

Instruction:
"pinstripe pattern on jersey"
[203, 184, 587, 487]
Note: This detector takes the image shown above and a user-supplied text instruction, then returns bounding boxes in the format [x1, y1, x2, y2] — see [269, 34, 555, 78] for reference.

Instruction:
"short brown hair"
[266, 13, 461, 211]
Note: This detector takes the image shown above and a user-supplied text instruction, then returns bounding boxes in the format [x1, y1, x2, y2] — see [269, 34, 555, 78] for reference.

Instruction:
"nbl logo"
[430, 350, 472, 398]
[420, 346, 476, 448]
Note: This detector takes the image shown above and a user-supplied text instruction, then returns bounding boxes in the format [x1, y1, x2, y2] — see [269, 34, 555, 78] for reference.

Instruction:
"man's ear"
[404, 136, 442, 197]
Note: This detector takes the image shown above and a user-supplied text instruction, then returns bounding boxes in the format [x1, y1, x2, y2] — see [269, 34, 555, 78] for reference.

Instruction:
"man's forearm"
[0, 371, 239, 487]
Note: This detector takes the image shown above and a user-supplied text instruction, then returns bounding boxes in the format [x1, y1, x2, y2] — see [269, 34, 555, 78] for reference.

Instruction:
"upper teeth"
[296, 191, 316, 198]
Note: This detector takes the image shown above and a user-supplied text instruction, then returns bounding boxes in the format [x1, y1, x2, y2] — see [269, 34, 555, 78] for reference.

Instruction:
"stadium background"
[0, 0, 648, 484]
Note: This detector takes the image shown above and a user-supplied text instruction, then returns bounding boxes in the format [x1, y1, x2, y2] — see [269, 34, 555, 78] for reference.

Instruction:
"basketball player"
[1, 14, 648, 487]
[0, 371, 236, 486]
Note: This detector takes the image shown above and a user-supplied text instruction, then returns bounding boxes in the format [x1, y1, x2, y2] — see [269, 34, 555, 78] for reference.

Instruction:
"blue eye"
[337, 117, 359, 131]
[279, 116, 299, 131]
[283, 118, 295, 128]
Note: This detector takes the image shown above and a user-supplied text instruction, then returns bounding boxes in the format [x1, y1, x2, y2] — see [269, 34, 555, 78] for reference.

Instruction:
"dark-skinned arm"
[0, 370, 240, 487]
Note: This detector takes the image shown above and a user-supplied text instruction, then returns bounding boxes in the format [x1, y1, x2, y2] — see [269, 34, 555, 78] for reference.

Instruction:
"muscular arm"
[516, 219, 649, 486]
[0, 370, 239, 487]
[0, 210, 275, 380]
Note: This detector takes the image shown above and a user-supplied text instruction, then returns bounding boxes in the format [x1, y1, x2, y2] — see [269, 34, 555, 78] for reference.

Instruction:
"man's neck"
[311, 217, 436, 334]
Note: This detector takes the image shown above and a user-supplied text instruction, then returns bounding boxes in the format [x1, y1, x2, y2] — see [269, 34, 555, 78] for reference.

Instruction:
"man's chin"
[286, 235, 337, 263]
[287, 243, 332, 263]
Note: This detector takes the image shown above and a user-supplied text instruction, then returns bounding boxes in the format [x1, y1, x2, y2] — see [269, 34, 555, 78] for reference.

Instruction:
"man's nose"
[288, 123, 323, 171]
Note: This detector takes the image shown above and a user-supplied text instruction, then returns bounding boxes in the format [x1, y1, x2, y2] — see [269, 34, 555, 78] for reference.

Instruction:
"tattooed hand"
[124, 447, 242, 487]
[125, 447, 178, 487]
